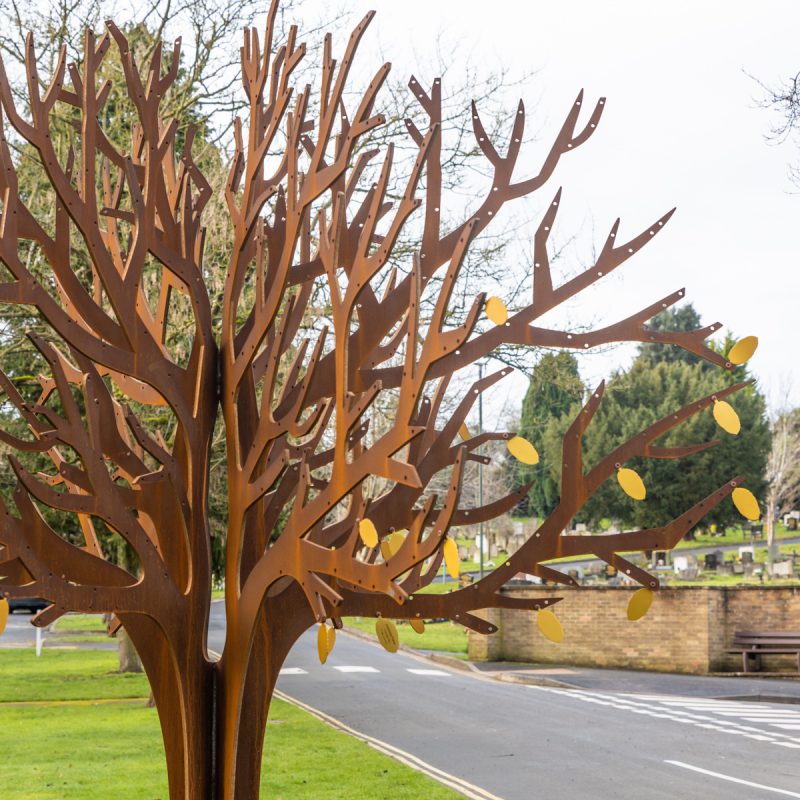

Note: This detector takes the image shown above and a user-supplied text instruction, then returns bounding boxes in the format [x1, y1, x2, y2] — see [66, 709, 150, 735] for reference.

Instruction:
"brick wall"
[466, 586, 800, 674]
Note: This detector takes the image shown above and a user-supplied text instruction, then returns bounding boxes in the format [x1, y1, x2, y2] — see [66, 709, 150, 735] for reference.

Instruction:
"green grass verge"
[48, 636, 111, 644]
[343, 617, 467, 655]
[52, 614, 107, 633]
[0, 651, 460, 799]
[415, 579, 460, 594]
[673, 522, 799, 550]
[0, 650, 150, 702]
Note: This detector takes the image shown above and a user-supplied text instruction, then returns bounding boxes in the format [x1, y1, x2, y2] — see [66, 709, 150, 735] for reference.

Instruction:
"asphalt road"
[1, 609, 46, 648]
[206, 603, 800, 800]
[6, 603, 798, 798]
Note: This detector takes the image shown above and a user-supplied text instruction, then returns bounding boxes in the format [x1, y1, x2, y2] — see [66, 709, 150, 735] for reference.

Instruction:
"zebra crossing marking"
[529, 686, 800, 749]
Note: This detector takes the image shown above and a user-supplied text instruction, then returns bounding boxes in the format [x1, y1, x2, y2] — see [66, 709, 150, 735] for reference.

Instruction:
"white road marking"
[406, 668, 451, 676]
[279, 667, 307, 675]
[665, 760, 800, 798]
[275, 688, 504, 800]
[333, 665, 379, 673]
[529, 687, 800, 747]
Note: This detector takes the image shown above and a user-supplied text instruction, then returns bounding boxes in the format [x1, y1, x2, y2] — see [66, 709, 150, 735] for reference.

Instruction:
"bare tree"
[0, 2, 755, 797]
[765, 403, 800, 562]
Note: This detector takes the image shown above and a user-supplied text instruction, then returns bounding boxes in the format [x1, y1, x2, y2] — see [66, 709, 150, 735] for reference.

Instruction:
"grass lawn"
[47, 614, 111, 645]
[0, 650, 460, 799]
[51, 614, 107, 633]
[673, 522, 799, 551]
[416, 578, 460, 594]
[0, 650, 149, 702]
[343, 616, 468, 655]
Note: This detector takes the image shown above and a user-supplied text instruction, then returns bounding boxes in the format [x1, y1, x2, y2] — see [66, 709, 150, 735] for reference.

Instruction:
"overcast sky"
[292, 0, 800, 416]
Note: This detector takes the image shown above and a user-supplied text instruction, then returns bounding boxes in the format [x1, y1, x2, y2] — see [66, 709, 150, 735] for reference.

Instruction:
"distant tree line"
[513, 305, 770, 532]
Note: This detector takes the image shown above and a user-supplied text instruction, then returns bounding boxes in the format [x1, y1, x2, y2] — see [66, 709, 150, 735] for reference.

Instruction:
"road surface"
[5, 603, 798, 798]
[206, 603, 800, 800]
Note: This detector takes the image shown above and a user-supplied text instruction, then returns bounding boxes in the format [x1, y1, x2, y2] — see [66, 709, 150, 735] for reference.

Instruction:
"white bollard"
[35, 625, 43, 657]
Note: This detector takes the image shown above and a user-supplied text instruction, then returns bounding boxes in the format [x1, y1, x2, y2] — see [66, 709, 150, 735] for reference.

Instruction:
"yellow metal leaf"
[732, 487, 760, 521]
[617, 467, 646, 500]
[380, 531, 406, 560]
[485, 296, 508, 325]
[358, 518, 379, 548]
[376, 618, 399, 653]
[458, 423, 470, 441]
[0, 598, 8, 637]
[507, 436, 539, 465]
[389, 531, 405, 555]
[443, 537, 460, 579]
[713, 400, 740, 435]
[409, 618, 425, 634]
[728, 335, 758, 365]
[627, 588, 654, 621]
[327, 625, 336, 654]
[537, 609, 564, 643]
[317, 624, 331, 664]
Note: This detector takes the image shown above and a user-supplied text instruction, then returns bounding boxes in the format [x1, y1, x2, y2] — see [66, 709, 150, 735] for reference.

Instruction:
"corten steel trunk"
[0, 0, 758, 797]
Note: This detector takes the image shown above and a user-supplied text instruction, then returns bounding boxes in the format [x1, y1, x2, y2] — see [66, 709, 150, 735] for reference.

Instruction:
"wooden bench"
[726, 631, 800, 673]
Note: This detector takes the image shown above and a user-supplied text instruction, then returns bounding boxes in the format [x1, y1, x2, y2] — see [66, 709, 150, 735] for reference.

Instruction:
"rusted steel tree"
[0, 2, 756, 797]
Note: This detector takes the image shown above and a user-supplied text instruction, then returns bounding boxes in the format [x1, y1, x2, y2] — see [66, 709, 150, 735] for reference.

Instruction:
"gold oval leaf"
[376, 618, 399, 653]
[485, 296, 508, 325]
[627, 588, 654, 621]
[409, 618, 425, 634]
[732, 487, 760, 521]
[713, 400, 741, 435]
[443, 537, 460, 579]
[537, 609, 564, 643]
[728, 335, 758, 365]
[389, 531, 405, 556]
[458, 422, 471, 441]
[507, 436, 539, 465]
[327, 625, 337, 655]
[0, 597, 8, 637]
[617, 467, 646, 500]
[317, 623, 330, 664]
[358, 518, 379, 548]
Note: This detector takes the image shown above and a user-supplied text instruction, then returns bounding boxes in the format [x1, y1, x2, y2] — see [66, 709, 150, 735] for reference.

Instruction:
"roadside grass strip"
[0, 650, 462, 799]
[342, 616, 468, 654]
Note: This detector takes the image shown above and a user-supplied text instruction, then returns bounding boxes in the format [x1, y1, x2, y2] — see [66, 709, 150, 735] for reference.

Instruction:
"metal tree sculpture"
[0, 3, 756, 798]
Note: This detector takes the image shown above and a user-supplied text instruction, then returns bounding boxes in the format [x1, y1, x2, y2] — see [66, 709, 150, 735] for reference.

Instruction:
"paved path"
[470, 661, 800, 701]
[0, 610, 41, 648]
[206, 606, 800, 800]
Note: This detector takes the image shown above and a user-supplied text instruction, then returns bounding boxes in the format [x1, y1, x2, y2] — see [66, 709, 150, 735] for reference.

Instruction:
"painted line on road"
[333, 665, 379, 673]
[210, 648, 501, 799]
[530, 687, 800, 747]
[665, 760, 800, 798]
[274, 688, 504, 800]
[407, 668, 451, 676]
[279, 667, 307, 675]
